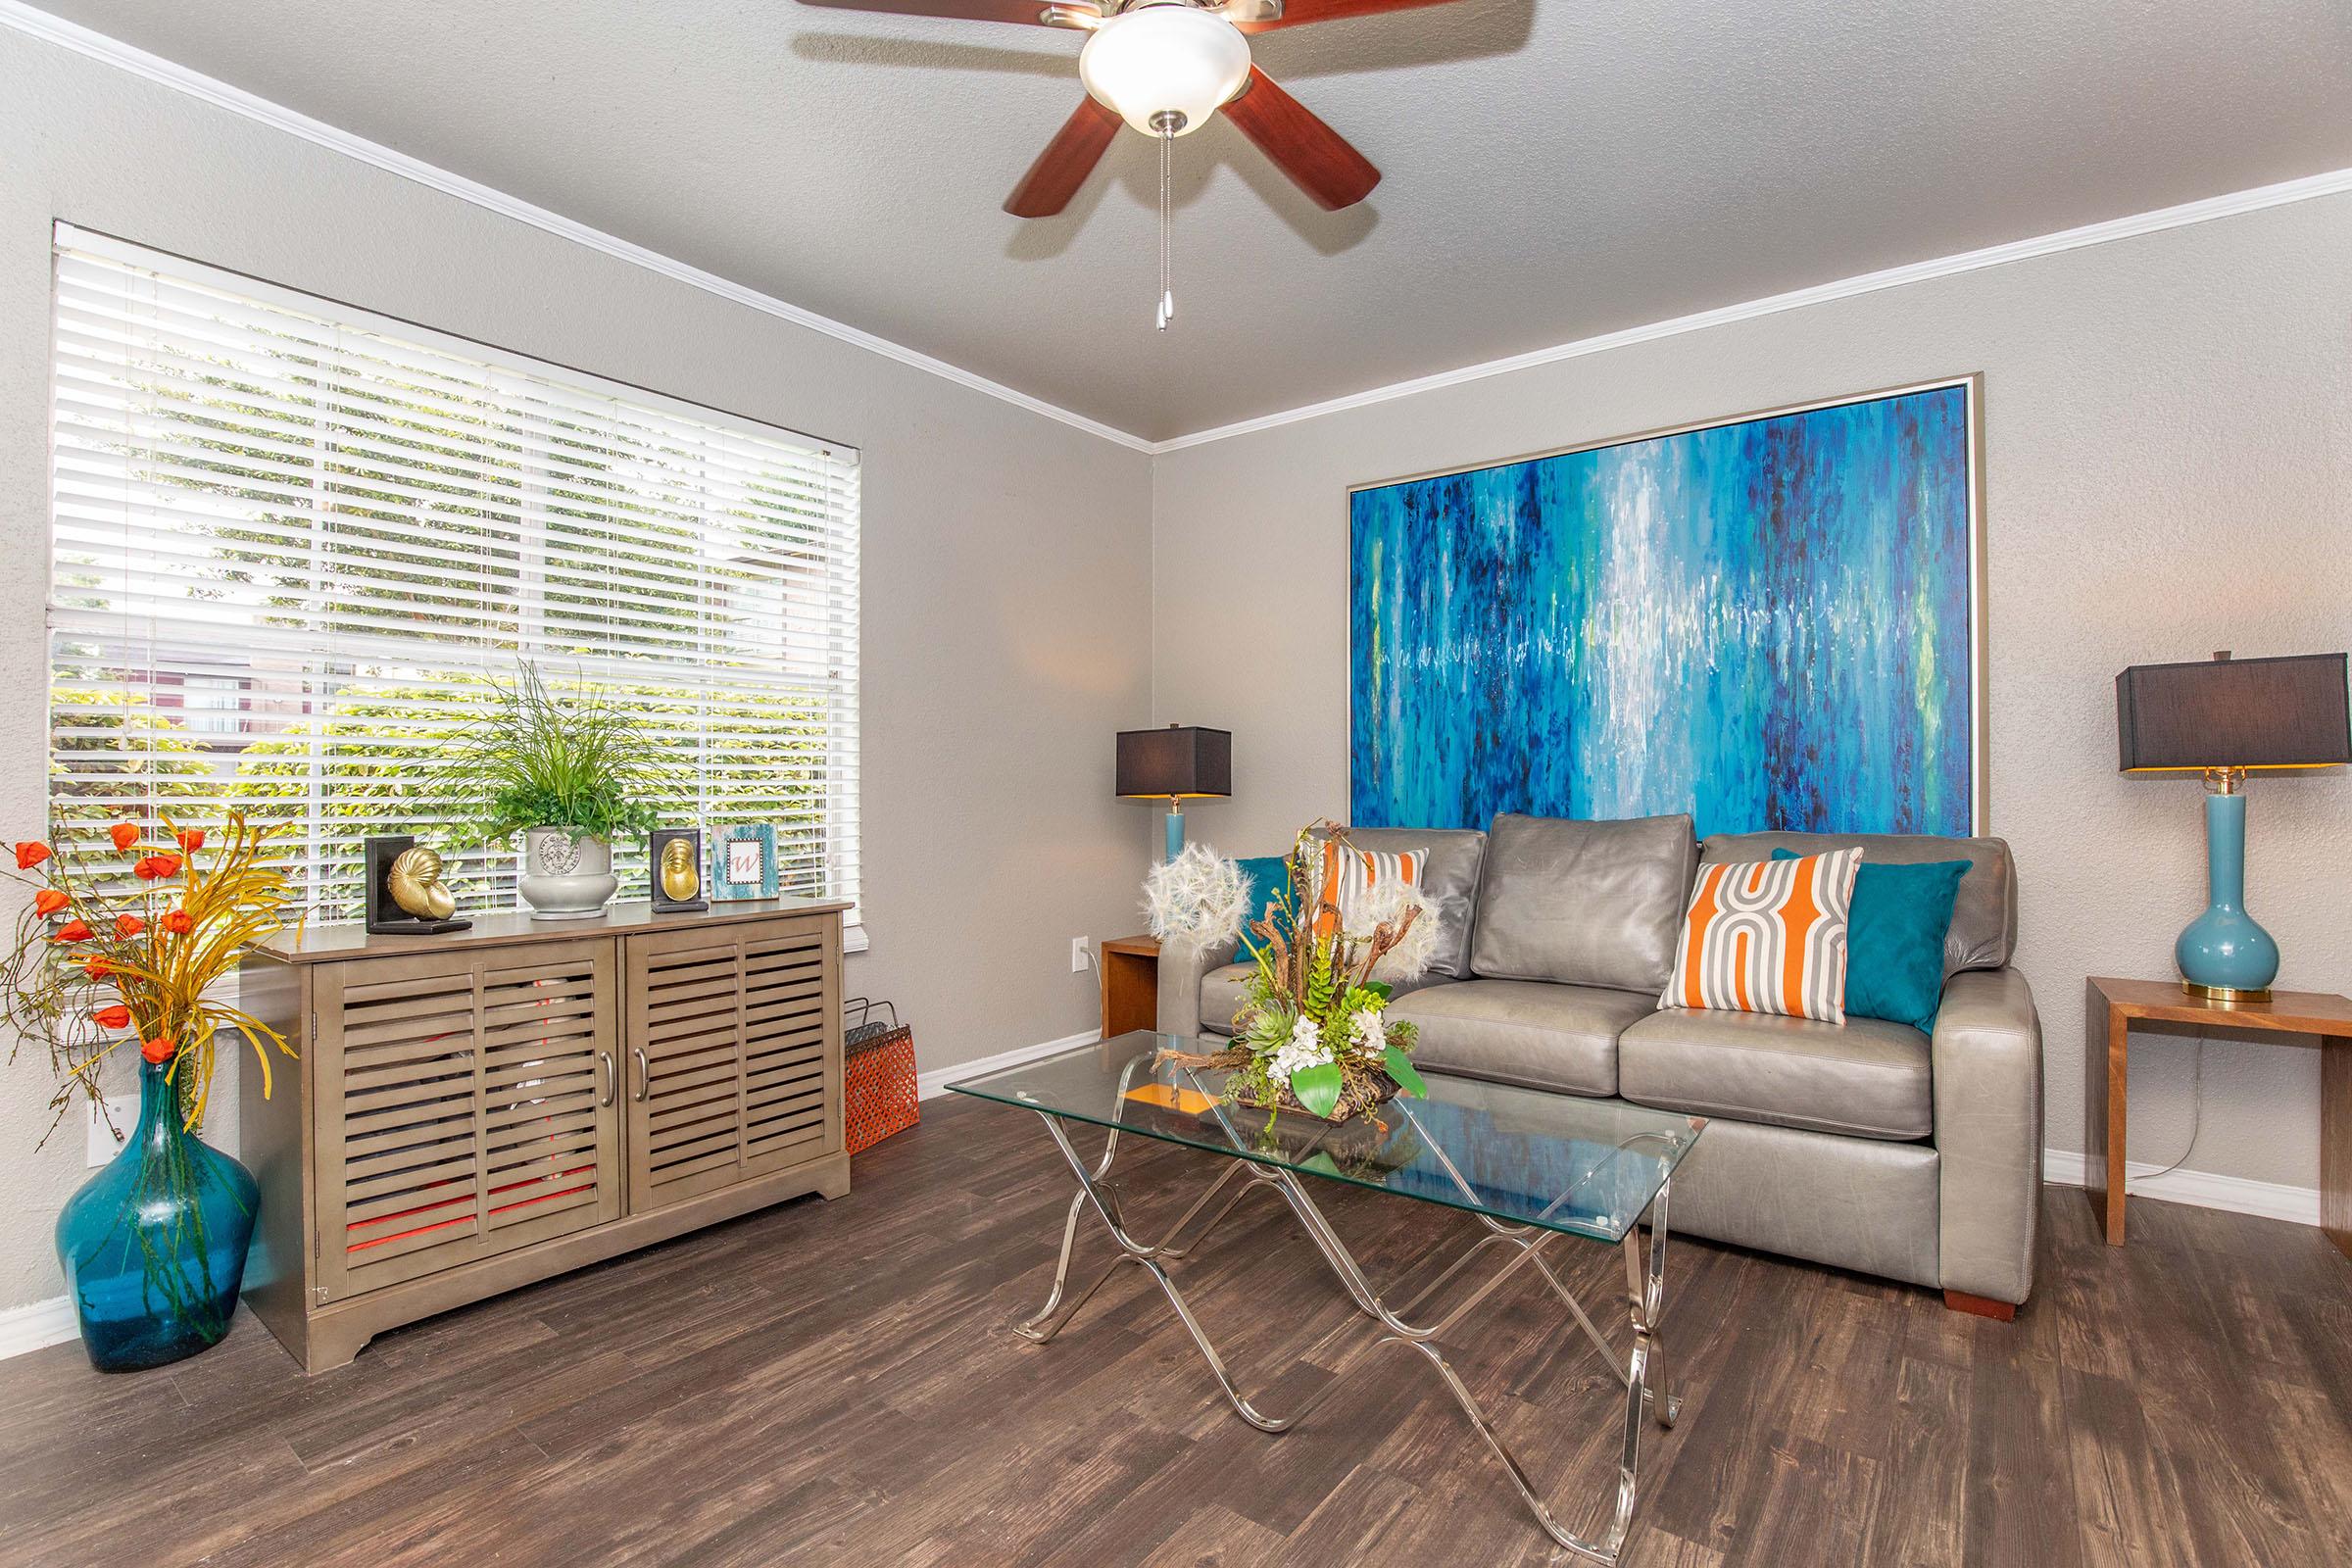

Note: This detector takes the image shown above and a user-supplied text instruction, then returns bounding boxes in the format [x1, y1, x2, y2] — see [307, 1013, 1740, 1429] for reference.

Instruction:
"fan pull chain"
[1155, 117, 1175, 331]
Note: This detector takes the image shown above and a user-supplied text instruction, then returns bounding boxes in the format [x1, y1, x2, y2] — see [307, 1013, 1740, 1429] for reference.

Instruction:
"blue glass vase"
[55, 1054, 259, 1372]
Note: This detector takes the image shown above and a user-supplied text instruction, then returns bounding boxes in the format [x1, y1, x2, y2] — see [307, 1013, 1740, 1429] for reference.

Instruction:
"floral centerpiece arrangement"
[3, 813, 299, 1369]
[1146, 824, 1439, 1123]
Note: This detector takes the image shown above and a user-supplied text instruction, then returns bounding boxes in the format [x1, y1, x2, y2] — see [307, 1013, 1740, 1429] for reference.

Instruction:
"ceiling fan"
[799, 0, 1459, 325]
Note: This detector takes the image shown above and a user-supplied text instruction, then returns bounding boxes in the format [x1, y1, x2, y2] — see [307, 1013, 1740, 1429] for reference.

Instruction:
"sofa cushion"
[1470, 812, 1696, 993]
[1350, 826, 1485, 978]
[1660, 848, 1863, 1023]
[1771, 849, 1968, 1031]
[1389, 978, 1654, 1098]
[1618, 1007, 1934, 1141]
[1230, 855, 1292, 961]
[1703, 831, 2016, 974]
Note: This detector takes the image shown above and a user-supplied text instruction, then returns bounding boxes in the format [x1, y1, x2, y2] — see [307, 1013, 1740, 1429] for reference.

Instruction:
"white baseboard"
[916, 1030, 1100, 1102]
[0, 1295, 78, 1361]
[2041, 1148, 2322, 1228]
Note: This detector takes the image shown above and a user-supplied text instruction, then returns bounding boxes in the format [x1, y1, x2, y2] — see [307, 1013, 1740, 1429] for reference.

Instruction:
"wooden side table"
[2084, 976, 2352, 1256]
[1100, 936, 1160, 1040]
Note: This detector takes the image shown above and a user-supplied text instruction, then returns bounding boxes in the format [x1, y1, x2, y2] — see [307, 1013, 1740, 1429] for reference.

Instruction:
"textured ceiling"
[25, 0, 2352, 441]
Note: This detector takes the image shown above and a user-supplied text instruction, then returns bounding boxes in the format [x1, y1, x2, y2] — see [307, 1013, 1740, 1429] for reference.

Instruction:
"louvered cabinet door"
[624, 915, 842, 1215]
[739, 922, 840, 1174]
[313, 941, 622, 1302]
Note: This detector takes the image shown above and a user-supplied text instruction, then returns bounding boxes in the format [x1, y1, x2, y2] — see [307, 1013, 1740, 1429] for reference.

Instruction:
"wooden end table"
[1099, 936, 1159, 1039]
[2084, 976, 2352, 1257]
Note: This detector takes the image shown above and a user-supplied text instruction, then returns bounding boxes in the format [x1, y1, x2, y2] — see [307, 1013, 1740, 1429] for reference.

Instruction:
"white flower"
[1350, 1006, 1389, 1060]
[1142, 843, 1250, 947]
[1269, 1015, 1332, 1080]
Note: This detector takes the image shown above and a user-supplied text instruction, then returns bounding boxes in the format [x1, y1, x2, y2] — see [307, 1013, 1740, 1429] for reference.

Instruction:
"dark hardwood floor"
[4, 1096, 2350, 1567]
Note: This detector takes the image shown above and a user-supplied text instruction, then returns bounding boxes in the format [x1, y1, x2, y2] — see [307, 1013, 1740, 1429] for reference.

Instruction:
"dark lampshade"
[2116, 652, 2351, 772]
[1115, 725, 1232, 800]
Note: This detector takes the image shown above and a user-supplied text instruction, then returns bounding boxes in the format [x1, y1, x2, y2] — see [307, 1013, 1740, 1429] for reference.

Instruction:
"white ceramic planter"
[518, 828, 618, 920]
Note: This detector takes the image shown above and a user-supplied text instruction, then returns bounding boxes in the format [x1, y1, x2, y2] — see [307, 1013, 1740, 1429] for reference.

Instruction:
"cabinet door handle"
[599, 1050, 615, 1107]
[632, 1047, 651, 1102]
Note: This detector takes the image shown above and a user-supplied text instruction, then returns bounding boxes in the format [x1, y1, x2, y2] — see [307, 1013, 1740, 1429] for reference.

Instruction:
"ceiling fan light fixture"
[1078, 3, 1251, 138]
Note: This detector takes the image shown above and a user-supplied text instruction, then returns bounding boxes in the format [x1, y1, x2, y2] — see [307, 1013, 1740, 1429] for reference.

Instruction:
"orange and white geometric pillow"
[1658, 848, 1863, 1024]
[1309, 838, 1423, 940]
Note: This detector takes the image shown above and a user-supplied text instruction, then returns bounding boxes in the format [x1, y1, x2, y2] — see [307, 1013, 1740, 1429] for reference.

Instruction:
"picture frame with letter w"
[710, 822, 780, 901]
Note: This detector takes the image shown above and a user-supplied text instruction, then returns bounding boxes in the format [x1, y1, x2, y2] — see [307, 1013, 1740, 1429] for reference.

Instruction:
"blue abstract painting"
[1349, 382, 1978, 837]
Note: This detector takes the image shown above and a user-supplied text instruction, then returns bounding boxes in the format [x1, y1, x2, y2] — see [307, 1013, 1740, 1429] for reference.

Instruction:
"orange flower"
[51, 919, 93, 943]
[83, 956, 112, 980]
[92, 1004, 130, 1030]
[175, 828, 205, 853]
[162, 908, 192, 935]
[132, 854, 182, 881]
[114, 913, 145, 940]
[33, 888, 68, 916]
[140, 1038, 176, 1065]
[14, 842, 50, 869]
[109, 821, 139, 853]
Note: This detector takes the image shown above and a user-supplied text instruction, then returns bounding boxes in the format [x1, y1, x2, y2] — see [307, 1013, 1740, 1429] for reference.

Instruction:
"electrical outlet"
[1070, 937, 1092, 974]
[84, 1096, 132, 1168]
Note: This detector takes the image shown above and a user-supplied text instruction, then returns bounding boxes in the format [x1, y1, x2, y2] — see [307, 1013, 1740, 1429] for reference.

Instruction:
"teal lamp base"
[2175, 787, 2278, 1003]
[1163, 805, 1186, 861]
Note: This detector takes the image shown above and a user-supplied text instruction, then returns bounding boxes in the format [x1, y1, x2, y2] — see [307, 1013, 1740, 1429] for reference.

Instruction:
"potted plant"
[424, 662, 678, 920]
[3, 814, 299, 1369]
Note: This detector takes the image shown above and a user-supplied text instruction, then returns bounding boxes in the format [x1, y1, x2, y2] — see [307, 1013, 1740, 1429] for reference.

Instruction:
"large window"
[47, 227, 861, 943]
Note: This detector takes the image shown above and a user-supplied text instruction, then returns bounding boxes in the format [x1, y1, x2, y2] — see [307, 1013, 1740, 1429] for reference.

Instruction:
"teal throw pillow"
[1230, 856, 1293, 961]
[1772, 850, 1969, 1033]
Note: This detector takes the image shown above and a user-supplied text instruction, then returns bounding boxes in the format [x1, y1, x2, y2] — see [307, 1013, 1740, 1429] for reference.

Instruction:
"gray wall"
[0, 29, 1153, 1312]
[1152, 192, 2352, 1197]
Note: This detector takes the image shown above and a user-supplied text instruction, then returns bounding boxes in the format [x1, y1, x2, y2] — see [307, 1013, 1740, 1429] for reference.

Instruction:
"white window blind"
[47, 226, 862, 944]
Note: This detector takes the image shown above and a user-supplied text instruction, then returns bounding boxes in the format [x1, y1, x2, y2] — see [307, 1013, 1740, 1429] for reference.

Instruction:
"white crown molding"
[915, 1028, 1097, 1102]
[0, 0, 1155, 454]
[1147, 165, 2352, 453]
[7, 5, 2350, 460]
[2040, 1148, 2321, 1230]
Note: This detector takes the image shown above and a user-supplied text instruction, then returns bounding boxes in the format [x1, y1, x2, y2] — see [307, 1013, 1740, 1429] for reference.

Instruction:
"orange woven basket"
[843, 998, 918, 1154]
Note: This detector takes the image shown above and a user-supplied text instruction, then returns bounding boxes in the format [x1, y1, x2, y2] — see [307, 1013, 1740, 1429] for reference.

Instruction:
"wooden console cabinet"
[239, 897, 851, 1372]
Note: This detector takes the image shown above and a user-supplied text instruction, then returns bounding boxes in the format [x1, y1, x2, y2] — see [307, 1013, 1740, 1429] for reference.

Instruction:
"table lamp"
[2116, 650, 2350, 1001]
[1116, 724, 1231, 860]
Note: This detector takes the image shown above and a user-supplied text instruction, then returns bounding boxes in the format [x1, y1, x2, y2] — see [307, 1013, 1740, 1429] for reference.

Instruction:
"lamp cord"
[2135, 1034, 2206, 1183]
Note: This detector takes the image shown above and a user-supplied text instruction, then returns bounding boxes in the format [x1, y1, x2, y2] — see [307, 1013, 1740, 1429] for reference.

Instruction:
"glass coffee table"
[950, 1032, 1705, 1564]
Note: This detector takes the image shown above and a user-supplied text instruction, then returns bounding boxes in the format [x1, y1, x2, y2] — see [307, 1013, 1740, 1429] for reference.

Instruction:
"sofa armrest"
[1931, 966, 2043, 1305]
[1154, 935, 1239, 1039]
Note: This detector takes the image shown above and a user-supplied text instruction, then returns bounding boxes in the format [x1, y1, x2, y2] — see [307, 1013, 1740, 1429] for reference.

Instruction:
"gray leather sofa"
[1157, 813, 2043, 1316]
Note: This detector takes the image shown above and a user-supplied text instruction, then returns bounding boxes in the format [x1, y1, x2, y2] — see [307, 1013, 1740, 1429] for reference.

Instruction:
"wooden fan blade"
[1004, 97, 1124, 217]
[1219, 68, 1380, 211]
[1228, 0, 1463, 34]
[795, 0, 1080, 26]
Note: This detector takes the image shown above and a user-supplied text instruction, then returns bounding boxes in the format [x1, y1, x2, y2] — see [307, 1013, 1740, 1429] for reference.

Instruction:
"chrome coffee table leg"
[1012, 1106, 1684, 1564]
[1019, 1111, 1301, 1431]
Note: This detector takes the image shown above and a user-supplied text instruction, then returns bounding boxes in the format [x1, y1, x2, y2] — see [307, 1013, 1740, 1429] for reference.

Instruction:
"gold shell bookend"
[388, 846, 458, 921]
[659, 837, 702, 902]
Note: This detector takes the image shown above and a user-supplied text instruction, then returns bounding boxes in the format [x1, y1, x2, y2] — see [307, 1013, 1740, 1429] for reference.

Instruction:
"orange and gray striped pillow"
[1309, 839, 1424, 939]
[1659, 849, 1863, 1024]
